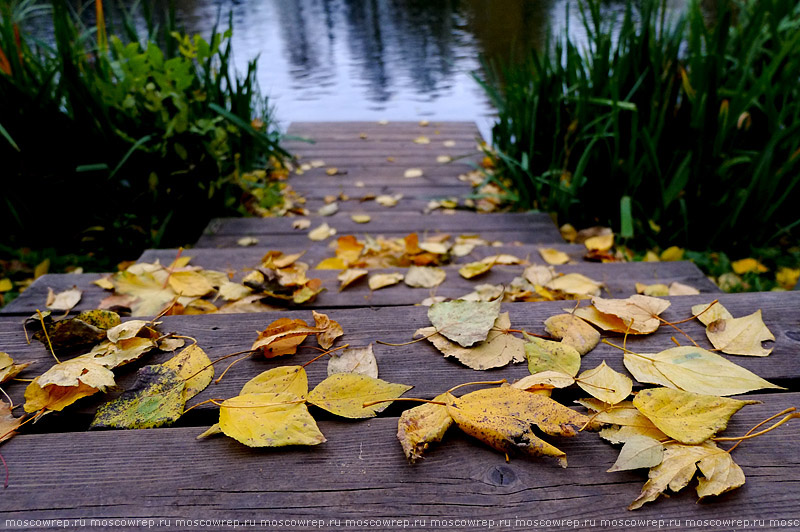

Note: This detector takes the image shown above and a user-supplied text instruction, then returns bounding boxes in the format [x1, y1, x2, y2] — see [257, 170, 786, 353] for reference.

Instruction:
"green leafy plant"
[0, 0, 289, 264]
[477, 0, 800, 251]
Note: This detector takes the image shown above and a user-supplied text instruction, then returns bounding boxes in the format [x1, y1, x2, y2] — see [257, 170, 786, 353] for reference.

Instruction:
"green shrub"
[477, 0, 800, 250]
[0, 1, 289, 264]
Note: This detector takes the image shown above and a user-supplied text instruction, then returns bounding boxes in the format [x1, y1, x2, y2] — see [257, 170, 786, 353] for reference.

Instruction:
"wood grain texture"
[1, 291, 795, 416]
[0, 261, 718, 316]
[0, 392, 797, 529]
[201, 212, 559, 237]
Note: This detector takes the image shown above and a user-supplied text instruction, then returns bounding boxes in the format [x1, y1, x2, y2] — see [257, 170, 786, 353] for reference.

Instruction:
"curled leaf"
[397, 393, 453, 462]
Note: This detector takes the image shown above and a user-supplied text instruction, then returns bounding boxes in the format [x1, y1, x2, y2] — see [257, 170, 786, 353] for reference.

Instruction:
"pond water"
[36, 1, 689, 137]
[165, 0, 651, 136]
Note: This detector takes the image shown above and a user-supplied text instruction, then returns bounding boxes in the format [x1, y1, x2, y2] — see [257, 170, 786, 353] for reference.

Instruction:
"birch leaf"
[538, 248, 570, 265]
[312, 311, 344, 350]
[512, 372, 575, 392]
[523, 265, 556, 285]
[397, 393, 452, 462]
[691, 301, 734, 326]
[46, 286, 82, 312]
[219, 392, 325, 447]
[416, 313, 525, 370]
[1, 401, 22, 443]
[608, 436, 665, 472]
[543, 314, 600, 355]
[427, 299, 501, 347]
[90, 365, 185, 429]
[162, 344, 214, 400]
[241, 366, 308, 398]
[458, 260, 493, 279]
[338, 268, 368, 290]
[623, 346, 783, 396]
[252, 318, 320, 357]
[577, 361, 632, 404]
[368, 272, 404, 290]
[0, 352, 31, 384]
[308, 223, 336, 241]
[404, 266, 446, 288]
[633, 387, 758, 444]
[327, 344, 378, 378]
[446, 386, 590, 467]
[524, 335, 581, 377]
[308, 373, 412, 419]
[546, 273, 602, 297]
[629, 442, 731, 510]
[591, 295, 670, 334]
[705, 310, 774, 356]
[696, 448, 746, 500]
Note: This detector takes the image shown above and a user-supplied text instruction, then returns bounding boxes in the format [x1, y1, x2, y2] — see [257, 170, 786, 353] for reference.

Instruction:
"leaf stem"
[362, 397, 446, 408]
[446, 379, 507, 394]
[301, 344, 349, 368]
[36, 309, 59, 364]
[716, 408, 799, 451]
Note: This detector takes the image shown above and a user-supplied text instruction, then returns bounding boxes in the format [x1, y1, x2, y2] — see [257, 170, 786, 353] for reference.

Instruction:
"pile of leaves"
[89, 253, 323, 317]
[395, 295, 793, 509]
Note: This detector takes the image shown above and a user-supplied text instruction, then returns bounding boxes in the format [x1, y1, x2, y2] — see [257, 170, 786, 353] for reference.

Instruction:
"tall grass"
[0, 1, 289, 263]
[477, 0, 800, 250]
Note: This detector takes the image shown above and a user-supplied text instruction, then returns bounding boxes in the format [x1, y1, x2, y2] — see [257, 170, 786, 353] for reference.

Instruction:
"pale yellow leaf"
[523, 265, 556, 286]
[608, 435, 665, 472]
[368, 272, 404, 290]
[46, 287, 82, 312]
[538, 247, 570, 265]
[543, 314, 600, 355]
[338, 268, 368, 290]
[546, 273, 602, 297]
[591, 294, 670, 333]
[308, 223, 337, 241]
[691, 301, 734, 325]
[416, 312, 524, 370]
[404, 266, 446, 288]
[308, 373, 412, 418]
[351, 214, 371, 224]
[240, 366, 308, 398]
[705, 310, 774, 356]
[458, 260, 493, 279]
[577, 361, 632, 404]
[524, 335, 581, 377]
[633, 387, 758, 444]
[404, 168, 424, 178]
[327, 344, 378, 378]
[219, 392, 325, 447]
[623, 346, 783, 396]
[584, 234, 614, 251]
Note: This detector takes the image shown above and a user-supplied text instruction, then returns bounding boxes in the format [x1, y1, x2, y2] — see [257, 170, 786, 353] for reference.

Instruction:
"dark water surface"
[36, 1, 688, 136]
[164, 0, 650, 136]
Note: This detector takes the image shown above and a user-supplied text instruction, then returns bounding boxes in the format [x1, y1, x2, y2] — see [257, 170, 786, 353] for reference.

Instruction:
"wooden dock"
[1, 122, 798, 531]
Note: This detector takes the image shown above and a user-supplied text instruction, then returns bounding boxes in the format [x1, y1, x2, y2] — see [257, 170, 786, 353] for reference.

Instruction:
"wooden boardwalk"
[1, 122, 798, 531]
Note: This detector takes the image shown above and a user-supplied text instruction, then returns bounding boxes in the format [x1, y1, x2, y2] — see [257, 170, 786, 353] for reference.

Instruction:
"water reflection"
[48, 1, 678, 135]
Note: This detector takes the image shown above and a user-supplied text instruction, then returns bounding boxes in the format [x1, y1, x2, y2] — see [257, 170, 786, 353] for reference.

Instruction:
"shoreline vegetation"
[475, 0, 800, 291]
[0, 0, 292, 303]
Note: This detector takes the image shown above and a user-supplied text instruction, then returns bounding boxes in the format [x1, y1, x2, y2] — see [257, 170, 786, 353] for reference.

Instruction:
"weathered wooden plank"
[0, 392, 797, 529]
[289, 164, 478, 181]
[0, 261, 718, 317]
[196, 230, 579, 249]
[290, 183, 474, 198]
[1, 292, 795, 416]
[285, 140, 481, 153]
[136, 243, 590, 270]
[288, 120, 481, 135]
[201, 212, 558, 237]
